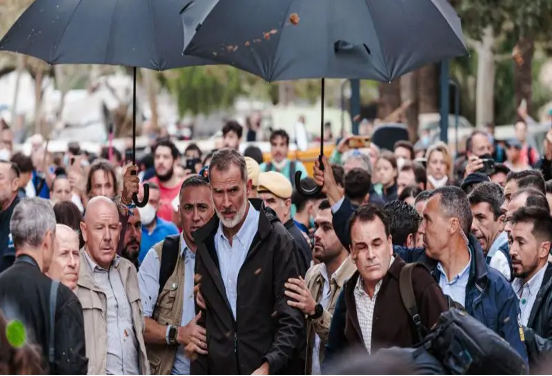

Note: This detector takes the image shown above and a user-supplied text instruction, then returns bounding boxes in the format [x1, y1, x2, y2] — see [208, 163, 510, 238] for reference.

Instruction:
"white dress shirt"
[512, 264, 548, 326]
[214, 204, 260, 319]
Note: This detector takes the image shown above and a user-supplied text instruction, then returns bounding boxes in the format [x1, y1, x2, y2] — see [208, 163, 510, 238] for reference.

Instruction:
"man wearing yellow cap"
[258, 171, 312, 275]
[244, 157, 260, 198]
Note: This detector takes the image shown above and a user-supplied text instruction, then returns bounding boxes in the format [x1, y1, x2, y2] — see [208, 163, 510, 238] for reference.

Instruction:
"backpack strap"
[49, 280, 59, 368]
[399, 263, 424, 343]
[158, 235, 181, 297]
[265, 161, 273, 172]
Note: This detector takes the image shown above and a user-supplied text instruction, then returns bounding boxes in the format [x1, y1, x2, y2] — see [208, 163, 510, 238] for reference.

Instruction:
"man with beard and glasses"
[122, 208, 142, 268]
[509, 207, 552, 367]
[192, 148, 305, 375]
[285, 199, 356, 375]
[147, 139, 185, 222]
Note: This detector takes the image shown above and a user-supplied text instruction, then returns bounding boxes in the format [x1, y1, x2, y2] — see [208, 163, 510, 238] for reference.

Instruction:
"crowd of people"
[1, 115, 552, 374]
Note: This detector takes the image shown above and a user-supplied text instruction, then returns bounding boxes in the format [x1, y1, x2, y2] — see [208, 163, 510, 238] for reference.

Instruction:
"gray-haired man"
[0, 197, 88, 374]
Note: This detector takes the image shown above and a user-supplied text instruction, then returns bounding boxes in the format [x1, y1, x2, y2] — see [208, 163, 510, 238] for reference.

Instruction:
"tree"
[377, 80, 401, 119]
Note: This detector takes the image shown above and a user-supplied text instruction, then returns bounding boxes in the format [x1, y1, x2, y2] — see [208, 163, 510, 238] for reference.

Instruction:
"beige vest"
[147, 238, 186, 375]
[76, 250, 149, 375]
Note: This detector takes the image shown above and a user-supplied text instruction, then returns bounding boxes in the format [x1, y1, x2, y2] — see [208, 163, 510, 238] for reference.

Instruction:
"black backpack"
[422, 309, 529, 375]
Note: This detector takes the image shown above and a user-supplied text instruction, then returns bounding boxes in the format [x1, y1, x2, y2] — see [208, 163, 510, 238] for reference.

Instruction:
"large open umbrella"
[181, 0, 467, 196]
[0, 0, 215, 206]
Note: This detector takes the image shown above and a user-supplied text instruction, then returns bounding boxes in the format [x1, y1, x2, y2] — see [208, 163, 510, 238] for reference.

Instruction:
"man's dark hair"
[100, 147, 122, 163]
[180, 174, 209, 195]
[269, 129, 290, 146]
[546, 179, 552, 194]
[383, 200, 421, 246]
[399, 185, 423, 202]
[209, 148, 248, 183]
[86, 159, 118, 195]
[184, 143, 203, 158]
[292, 177, 326, 211]
[319, 199, 331, 211]
[0, 160, 20, 179]
[349, 204, 390, 241]
[153, 139, 180, 160]
[517, 175, 546, 194]
[400, 160, 427, 189]
[506, 169, 543, 184]
[414, 190, 433, 204]
[428, 186, 473, 235]
[344, 168, 372, 204]
[331, 164, 345, 188]
[54, 200, 85, 248]
[466, 130, 489, 153]
[10, 152, 33, 173]
[222, 120, 243, 139]
[511, 206, 552, 243]
[244, 145, 264, 165]
[512, 188, 551, 212]
[68, 142, 81, 156]
[394, 141, 414, 160]
[468, 182, 504, 219]
[491, 163, 510, 178]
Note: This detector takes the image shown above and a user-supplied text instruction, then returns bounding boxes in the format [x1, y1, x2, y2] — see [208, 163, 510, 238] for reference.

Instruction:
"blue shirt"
[437, 250, 471, 308]
[138, 234, 195, 375]
[214, 204, 259, 319]
[139, 217, 179, 263]
[32, 170, 50, 199]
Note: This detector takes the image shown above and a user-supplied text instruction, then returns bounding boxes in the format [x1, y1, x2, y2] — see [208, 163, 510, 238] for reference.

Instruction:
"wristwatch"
[308, 303, 324, 320]
[168, 325, 178, 345]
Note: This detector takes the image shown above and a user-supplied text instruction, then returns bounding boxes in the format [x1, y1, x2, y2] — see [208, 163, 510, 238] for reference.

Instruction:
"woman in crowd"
[375, 151, 399, 202]
[425, 142, 453, 189]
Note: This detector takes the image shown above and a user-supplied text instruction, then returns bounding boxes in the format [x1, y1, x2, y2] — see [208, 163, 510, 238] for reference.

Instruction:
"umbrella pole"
[131, 66, 149, 207]
[320, 78, 325, 156]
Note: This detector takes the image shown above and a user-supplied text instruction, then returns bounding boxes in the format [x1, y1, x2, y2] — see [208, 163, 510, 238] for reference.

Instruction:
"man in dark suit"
[0, 197, 87, 374]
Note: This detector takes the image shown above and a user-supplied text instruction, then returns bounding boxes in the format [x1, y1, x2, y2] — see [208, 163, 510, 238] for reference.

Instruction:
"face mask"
[396, 157, 406, 171]
[0, 148, 10, 161]
[138, 204, 157, 226]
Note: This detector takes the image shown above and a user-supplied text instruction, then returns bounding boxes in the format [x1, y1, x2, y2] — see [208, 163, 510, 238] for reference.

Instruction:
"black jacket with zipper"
[191, 199, 306, 375]
[523, 262, 552, 367]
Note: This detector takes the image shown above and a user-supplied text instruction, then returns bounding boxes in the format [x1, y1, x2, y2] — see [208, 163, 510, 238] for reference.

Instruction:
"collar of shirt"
[215, 202, 258, 245]
[320, 256, 354, 288]
[293, 219, 308, 234]
[83, 249, 120, 272]
[354, 256, 395, 298]
[487, 232, 509, 259]
[512, 262, 548, 298]
[180, 233, 195, 263]
[437, 250, 471, 285]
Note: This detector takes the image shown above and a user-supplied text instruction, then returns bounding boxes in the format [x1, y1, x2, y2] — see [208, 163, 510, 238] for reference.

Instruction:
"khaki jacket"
[76, 249, 149, 375]
[147, 237, 186, 375]
[304, 256, 356, 374]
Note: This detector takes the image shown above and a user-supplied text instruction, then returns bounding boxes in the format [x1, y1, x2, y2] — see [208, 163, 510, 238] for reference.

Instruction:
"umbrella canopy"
[181, 0, 467, 82]
[0, 0, 211, 70]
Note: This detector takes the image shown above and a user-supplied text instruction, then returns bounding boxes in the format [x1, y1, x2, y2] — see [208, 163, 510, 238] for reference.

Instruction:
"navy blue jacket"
[331, 196, 529, 364]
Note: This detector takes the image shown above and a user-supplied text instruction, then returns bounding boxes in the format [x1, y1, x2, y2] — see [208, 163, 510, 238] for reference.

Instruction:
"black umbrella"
[181, 0, 468, 196]
[0, 0, 215, 206]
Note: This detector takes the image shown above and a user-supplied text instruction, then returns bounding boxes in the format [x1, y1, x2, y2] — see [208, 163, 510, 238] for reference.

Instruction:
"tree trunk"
[143, 69, 159, 132]
[513, 36, 534, 116]
[278, 81, 295, 105]
[475, 26, 495, 127]
[10, 54, 24, 128]
[401, 71, 419, 143]
[418, 64, 439, 113]
[377, 80, 401, 119]
[34, 68, 44, 135]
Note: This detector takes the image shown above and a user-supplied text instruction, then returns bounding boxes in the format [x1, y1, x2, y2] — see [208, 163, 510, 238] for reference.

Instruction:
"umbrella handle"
[131, 169, 149, 207]
[294, 155, 324, 197]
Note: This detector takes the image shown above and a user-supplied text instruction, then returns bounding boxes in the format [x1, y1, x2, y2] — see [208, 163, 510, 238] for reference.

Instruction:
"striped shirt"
[214, 203, 260, 319]
[83, 252, 140, 375]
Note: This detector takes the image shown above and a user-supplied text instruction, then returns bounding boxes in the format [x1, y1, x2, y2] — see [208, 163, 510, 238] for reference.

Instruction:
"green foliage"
[167, 66, 245, 116]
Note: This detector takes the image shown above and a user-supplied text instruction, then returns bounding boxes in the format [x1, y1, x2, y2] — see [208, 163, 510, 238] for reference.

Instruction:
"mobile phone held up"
[347, 136, 371, 149]
[186, 158, 201, 174]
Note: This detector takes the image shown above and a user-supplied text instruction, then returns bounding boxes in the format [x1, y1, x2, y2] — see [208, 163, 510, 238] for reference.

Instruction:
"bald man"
[47, 224, 80, 291]
[76, 196, 149, 375]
